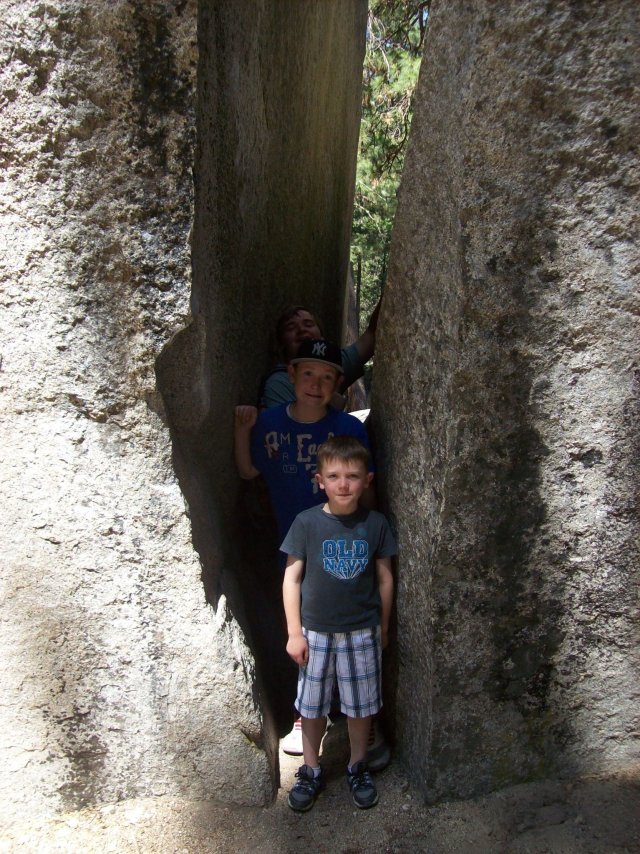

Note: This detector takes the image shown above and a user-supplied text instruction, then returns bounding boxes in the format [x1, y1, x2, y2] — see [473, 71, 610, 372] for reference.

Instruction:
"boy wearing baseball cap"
[234, 338, 374, 545]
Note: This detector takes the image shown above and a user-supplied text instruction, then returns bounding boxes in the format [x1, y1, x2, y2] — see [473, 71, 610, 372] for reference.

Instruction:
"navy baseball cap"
[290, 338, 343, 373]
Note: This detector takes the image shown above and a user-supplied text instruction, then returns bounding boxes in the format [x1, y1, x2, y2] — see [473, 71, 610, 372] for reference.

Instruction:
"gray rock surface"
[0, 0, 273, 827]
[0, 0, 368, 829]
[374, 0, 639, 801]
[3, 0, 637, 834]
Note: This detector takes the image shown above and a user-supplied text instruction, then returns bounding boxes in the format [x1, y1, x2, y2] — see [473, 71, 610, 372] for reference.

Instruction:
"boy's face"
[316, 458, 372, 513]
[288, 361, 340, 410]
[280, 310, 322, 361]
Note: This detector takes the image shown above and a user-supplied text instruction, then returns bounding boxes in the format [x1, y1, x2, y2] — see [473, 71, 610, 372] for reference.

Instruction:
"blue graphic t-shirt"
[250, 404, 373, 542]
[281, 505, 397, 633]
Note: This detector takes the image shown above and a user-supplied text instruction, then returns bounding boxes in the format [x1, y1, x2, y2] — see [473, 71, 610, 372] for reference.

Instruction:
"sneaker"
[366, 718, 391, 771]
[346, 761, 379, 809]
[287, 765, 325, 812]
[281, 717, 303, 755]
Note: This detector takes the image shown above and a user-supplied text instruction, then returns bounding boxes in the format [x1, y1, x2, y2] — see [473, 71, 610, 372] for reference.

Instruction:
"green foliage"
[351, 2, 428, 328]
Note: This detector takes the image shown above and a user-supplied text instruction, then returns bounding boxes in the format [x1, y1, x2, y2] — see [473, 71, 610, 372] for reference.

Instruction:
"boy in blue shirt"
[281, 436, 396, 811]
[234, 338, 373, 542]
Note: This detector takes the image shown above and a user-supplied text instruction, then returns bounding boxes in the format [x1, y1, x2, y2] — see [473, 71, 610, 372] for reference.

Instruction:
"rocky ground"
[1, 720, 639, 853]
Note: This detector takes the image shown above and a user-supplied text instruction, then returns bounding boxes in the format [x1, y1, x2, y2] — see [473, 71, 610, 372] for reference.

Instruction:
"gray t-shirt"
[281, 504, 397, 633]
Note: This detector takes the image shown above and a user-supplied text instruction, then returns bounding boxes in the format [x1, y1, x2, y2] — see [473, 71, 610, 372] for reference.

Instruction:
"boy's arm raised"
[376, 556, 394, 650]
[352, 296, 381, 366]
[234, 405, 260, 479]
[283, 554, 308, 666]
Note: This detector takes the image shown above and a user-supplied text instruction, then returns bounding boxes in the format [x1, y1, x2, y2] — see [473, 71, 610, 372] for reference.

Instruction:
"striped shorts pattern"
[295, 626, 382, 719]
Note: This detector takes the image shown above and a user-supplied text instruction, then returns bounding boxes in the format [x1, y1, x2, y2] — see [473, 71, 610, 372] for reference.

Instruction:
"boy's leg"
[335, 627, 382, 722]
[347, 715, 371, 767]
[301, 716, 327, 768]
[335, 628, 382, 809]
[287, 631, 335, 813]
[287, 715, 327, 813]
[346, 714, 378, 808]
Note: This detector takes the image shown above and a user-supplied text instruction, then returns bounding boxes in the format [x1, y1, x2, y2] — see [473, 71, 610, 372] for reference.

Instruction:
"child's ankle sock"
[311, 766, 321, 778]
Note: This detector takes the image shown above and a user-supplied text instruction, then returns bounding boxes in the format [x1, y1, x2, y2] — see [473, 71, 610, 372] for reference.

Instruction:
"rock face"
[157, 0, 367, 729]
[374, 1, 639, 801]
[0, 0, 367, 827]
[6, 0, 636, 824]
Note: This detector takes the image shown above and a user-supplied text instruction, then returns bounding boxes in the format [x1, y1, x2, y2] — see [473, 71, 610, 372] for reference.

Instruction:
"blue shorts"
[295, 626, 382, 719]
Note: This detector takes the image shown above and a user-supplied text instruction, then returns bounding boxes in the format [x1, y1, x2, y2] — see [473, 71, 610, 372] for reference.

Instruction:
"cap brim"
[290, 357, 343, 373]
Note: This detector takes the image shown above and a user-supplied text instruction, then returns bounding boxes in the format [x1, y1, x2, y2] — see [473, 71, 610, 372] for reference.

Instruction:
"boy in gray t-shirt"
[281, 437, 396, 812]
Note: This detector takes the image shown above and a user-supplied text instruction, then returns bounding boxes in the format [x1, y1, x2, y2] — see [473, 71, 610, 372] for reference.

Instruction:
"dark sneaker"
[287, 765, 325, 812]
[366, 718, 391, 772]
[346, 761, 379, 809]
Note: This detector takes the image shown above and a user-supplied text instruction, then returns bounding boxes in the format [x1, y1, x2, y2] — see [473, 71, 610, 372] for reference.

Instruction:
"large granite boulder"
[374, 0, 639, 801]
[0, 0, 277, 824]
[0, 0, 367, 826]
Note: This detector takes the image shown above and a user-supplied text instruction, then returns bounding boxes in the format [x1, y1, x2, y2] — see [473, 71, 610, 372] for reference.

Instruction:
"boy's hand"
[235, 405, 258, 428]
[286, 633, 309, 667]
[381, 626, 389, 650]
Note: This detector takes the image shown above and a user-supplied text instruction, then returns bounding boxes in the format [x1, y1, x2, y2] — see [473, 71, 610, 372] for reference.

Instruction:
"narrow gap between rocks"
[155, 0, 408, 793]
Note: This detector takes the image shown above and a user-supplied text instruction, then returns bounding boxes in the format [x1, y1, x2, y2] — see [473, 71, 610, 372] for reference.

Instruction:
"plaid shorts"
[295, 626, 382, 719]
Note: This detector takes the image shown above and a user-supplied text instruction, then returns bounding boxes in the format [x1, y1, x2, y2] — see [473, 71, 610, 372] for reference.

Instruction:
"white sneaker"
[281, 717, 303, 755]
